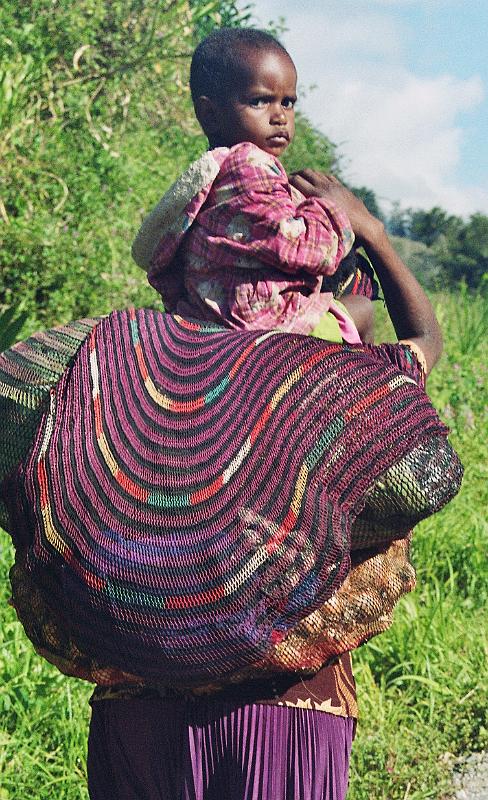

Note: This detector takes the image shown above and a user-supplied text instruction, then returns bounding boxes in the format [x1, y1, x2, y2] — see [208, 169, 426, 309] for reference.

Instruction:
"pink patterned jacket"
[133, 142, 357, 338]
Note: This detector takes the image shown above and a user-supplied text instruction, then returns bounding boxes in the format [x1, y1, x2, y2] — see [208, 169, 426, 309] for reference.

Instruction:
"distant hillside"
[390, 235, 441, 287]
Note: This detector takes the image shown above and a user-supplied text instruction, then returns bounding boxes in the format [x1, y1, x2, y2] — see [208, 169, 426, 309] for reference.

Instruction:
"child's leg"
[339, 295, 375, 343]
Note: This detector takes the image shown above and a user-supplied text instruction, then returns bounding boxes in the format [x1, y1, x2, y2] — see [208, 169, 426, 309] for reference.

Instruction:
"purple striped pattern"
[88, 695, 354, 800]
[13, 309, 448, 684]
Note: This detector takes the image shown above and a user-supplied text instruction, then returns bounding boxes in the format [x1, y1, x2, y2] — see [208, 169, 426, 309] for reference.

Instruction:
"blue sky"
[246, 0, 488, 216]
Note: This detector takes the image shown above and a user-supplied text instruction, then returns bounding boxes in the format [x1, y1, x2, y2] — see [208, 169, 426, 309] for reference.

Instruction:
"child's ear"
[194, 96, 222, 137]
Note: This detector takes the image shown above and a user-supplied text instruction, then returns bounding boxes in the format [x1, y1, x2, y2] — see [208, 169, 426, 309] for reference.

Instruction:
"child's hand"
[289, 170, 383, 246]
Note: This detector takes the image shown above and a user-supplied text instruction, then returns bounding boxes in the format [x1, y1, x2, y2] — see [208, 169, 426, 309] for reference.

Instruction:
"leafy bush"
[0, 0, 241, 329]
[387, 205, 488, 289]
[0, 305, 29, 351]
[0, 0, 341, 333]
[281, 113, 339, 175]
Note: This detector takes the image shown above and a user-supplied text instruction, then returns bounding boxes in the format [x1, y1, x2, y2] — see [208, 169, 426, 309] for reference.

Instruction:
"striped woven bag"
[0, 309, 461, 685]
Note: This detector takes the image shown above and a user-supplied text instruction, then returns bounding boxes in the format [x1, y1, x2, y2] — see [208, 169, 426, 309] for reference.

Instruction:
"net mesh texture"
[0, 310, 462, 687]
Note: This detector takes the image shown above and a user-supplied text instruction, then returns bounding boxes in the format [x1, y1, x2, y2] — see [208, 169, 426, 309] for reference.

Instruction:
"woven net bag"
[0, 310, 462, 686]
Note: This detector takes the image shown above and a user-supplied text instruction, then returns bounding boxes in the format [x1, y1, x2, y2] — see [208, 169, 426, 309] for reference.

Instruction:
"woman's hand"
[289, 170, 383, 246]
[290, 169, 442, 374]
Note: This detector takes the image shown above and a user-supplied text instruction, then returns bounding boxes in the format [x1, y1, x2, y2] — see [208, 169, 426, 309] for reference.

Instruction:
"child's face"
[215, 48, 297, 156]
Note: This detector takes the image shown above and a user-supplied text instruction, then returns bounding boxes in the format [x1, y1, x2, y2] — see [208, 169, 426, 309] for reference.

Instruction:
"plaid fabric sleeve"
[200, 143, 355, 276]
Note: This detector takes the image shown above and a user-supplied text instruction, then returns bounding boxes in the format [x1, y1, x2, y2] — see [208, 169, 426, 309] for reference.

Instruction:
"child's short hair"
[190, 27, 290, 104]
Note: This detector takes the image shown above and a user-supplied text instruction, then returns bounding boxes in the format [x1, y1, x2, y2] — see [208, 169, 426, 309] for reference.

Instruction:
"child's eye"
[283, 97, 297, 110]
[249, 97, 268, 108]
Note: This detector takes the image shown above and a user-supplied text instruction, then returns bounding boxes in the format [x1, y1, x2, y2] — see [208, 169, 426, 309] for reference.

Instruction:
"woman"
[0, 183, 462, 799]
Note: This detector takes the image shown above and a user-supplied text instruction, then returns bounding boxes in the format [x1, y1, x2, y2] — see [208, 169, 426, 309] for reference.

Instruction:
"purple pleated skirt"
[87, 695, 354, 800]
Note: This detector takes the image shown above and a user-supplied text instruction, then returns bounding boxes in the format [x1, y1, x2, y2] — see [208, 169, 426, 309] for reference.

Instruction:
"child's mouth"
[267, 133, 289, 146]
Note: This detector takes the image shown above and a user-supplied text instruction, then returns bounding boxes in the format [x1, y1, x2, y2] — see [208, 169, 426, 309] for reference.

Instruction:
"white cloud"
[287, 10, 404, 61]
[305, 69, 486, 216]
[250, 0, 488, 215]
[369, 0, 451, 5]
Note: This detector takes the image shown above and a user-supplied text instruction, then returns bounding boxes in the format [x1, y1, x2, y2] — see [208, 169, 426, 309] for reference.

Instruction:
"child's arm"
[199, 143, 355, 277]
[290, 171, 442, 374]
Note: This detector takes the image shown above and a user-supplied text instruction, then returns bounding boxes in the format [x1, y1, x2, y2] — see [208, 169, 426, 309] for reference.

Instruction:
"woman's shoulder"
[364, 340, 427, 386]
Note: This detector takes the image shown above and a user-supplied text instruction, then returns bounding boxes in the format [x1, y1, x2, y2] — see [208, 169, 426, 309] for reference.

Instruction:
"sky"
[247, 0, 488, 218]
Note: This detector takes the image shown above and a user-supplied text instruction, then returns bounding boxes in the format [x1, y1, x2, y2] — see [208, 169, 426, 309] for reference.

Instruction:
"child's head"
[190, 28, 297, 156]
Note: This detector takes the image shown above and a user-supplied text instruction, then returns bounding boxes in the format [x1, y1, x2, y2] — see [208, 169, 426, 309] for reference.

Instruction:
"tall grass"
[348, 291, 488, 799]
[0, 292, 487, 798]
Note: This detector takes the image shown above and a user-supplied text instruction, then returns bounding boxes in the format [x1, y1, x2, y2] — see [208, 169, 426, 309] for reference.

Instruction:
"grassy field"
[0, 292, 486, 799]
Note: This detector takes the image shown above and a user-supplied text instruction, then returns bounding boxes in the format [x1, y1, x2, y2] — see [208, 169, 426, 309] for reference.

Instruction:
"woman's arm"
[289, 171, 442, 374]
[360, 226, 442, 374]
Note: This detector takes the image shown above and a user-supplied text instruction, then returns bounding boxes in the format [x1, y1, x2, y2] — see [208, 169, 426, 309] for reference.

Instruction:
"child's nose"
[270, 103, 287, 124]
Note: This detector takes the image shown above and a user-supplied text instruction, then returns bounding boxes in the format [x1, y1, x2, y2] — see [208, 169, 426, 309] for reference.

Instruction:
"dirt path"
[453, 752, 488, 799]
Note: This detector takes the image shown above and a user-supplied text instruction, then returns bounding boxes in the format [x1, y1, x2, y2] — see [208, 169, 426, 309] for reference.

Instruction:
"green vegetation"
[0, 0, 207, 332]
[348, 294, 488, 799]
[1, 294, 486, 799]
[1, 2, 487, 798]
[0, 0, 338, 338]
[0, 305, 29, 352]
[387, 205, 488, 290]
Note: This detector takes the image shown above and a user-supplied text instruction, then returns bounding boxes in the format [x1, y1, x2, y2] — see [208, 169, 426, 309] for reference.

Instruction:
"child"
[132, 28, 376, 343]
